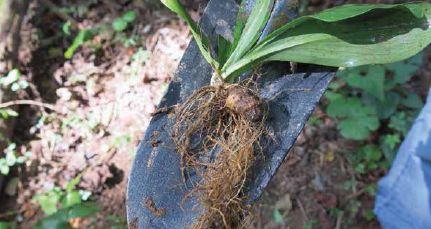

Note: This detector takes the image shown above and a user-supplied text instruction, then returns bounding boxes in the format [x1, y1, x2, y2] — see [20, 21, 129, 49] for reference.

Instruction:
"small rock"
[143, 25, 152, 34]
[275, 194, 292, 212]
[56, 87, 72, 101]
[294, 146, 305, 157]
[311, 174, 325, 191]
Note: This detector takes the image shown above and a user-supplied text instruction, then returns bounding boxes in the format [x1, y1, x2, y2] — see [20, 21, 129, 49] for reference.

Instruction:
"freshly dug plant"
[173, 83, 266, 228]
[162, 0, 431, 228]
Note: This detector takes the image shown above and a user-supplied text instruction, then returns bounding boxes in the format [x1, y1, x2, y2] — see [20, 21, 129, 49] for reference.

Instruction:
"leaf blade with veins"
[222, 3, 431, 81]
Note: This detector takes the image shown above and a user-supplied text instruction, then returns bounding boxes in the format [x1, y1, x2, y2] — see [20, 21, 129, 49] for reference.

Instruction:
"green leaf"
[5, 151, 16, 166]
[122, 11, 136, 22]
[361, 145, 382, 162]
[0, 221, 16, 229]
[368, 162, 378, 170]
[380, 134, 401, 163]
[66, 176, 82, 193]
[10, 83, 19, 92]
[223, 3, 431, 79]
[0, 158, 9, 175]
[328, 208, 343, 218]
[348, 200, 362, 214]
[338, 65, 385, 101]
[364, 184, 377, 196]
[342, 180, 355, 191]
[0, 69, 21, 87]
[324, 91, 343, 102]
[363, 209, 376, 221]
[67, 202, 100, 218]
[382, 134, 401, 151]
[0, 109, 18, 119]
[389, 111, 416, 135]
[337, 117, 379, 140]
[161, 0, 218, 70]
[36, 192, 61, 215]
[62, 191, 82, 208]
[113, 18, 128, 32]
[363, 92, 400, 119]
[15, 156, 25, 164]
[400, 92, 423, 109]
[217, 35, 231, 67]
[304, 220, 319, 229]
[6, 109, 18, 117]
[35, 203, 100, 229]
[385, 53, 423, 87]
[230, 0, 251, 55]
[6, 143, 16, 151]
[328, 81, 342, 90]
[327, 97, 365, 117]
[62, 22, 71, 36]
[355, 163, 366, 174]
[223, 0, 275, 76]
[272, 209, 285, 224]
[64, 30, 93, 59]
[327, 97, 379, 140]
[35, 216, 69, 229]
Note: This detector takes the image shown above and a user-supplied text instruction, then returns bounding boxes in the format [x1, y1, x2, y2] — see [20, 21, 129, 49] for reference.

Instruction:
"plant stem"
[335, 211, 344, 229]
[0, 209, 21, 218]
[210, 71, 226, 86]
[0, 100, 56, 111]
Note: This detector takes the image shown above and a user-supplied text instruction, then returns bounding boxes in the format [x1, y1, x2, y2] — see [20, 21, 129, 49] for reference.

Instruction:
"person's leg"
[375, 89, 431, 229]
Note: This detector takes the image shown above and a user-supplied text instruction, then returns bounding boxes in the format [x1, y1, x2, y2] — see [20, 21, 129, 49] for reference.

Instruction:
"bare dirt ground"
[0, 0, 429, 228]
[1, 1, 194, 227]
[250, 113, 382, 229]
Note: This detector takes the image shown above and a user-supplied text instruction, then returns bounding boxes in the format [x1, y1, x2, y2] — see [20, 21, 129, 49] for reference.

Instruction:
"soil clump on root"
[173, 83, 267, 228]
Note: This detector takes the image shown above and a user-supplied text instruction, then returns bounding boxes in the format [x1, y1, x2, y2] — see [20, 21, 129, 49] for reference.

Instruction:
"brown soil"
[249, 112, 382, 229]
[145, 196, 166, 217]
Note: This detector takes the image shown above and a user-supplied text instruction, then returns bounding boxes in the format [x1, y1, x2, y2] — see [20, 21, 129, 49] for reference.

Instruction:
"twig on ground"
[335, 210, 344, 229]
[75, 146, 118, 183]
[0, 100, 56, 111]
[296, 197, 309, 221]
[0, 209, 21, 219]
[344, 188, 366, 202]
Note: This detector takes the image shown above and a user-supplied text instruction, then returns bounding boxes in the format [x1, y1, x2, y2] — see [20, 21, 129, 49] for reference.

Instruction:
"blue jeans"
[375, 89, 431, 228]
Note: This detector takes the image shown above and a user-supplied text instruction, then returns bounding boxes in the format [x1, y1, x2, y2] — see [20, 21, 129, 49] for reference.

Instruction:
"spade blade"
[127, 0, 334, 228]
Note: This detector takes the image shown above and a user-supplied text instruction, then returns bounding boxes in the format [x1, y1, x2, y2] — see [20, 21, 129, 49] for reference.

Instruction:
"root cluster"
[173, 83, 266, 228]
